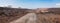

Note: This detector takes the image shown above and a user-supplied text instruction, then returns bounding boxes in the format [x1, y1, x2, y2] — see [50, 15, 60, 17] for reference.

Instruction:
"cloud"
[56, 3, 60, 5]
[55, 3, 60, 7]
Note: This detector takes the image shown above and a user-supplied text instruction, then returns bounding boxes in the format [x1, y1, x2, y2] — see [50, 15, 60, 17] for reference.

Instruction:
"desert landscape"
[0, 0, 60, 23]
[0, 7, 32, 23]
[0, 7, 60, 23]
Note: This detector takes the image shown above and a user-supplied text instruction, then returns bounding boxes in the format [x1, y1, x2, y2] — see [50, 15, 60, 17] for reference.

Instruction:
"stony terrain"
[0, 7, 60, 23]
[0, 7, 31, 23]
[37, 14, 60, 23]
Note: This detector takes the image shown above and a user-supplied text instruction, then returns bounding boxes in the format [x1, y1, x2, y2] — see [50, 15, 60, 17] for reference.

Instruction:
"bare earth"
[10, 13, 37, 23]
[10, 13, 60, 23]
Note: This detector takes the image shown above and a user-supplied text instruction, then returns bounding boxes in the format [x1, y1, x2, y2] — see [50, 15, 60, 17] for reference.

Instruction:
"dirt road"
[10, 13, 37, 23]
[10, 13, 60, 23]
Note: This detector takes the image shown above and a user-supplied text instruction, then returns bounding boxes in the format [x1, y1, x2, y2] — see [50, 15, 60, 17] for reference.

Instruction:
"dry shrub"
[0, 7, 30, 23]
[37, 14, 58, 23]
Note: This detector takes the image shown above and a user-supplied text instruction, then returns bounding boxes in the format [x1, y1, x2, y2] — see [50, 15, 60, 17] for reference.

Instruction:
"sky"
[0, 0, 60, 9]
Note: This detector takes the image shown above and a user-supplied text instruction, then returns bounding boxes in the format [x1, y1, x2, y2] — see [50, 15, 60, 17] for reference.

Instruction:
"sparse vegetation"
[0, 7, 31, 23]
[0, 7, 60, 23]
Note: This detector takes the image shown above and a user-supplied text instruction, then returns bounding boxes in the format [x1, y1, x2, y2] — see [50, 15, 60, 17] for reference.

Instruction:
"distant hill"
[48, 8, 60, 14]
[35, 8, 60, 14]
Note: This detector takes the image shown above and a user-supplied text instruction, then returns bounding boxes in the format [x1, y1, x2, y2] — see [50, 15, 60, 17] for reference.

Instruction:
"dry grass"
[37, 14, 60, 23]
[0, 7, 30, 23]
[0, 7, 60, 23]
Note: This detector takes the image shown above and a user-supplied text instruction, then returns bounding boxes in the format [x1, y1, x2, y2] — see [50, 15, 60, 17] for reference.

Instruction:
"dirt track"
[0, 7, 60, 23]
[10, 13, 60, 23]
[10, 13, 37, 23]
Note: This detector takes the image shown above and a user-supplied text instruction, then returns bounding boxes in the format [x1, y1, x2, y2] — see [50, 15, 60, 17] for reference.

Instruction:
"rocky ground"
[9, 13, 60, 23]
[0, 7, 60, 23]
[0, 7, 31, 23]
